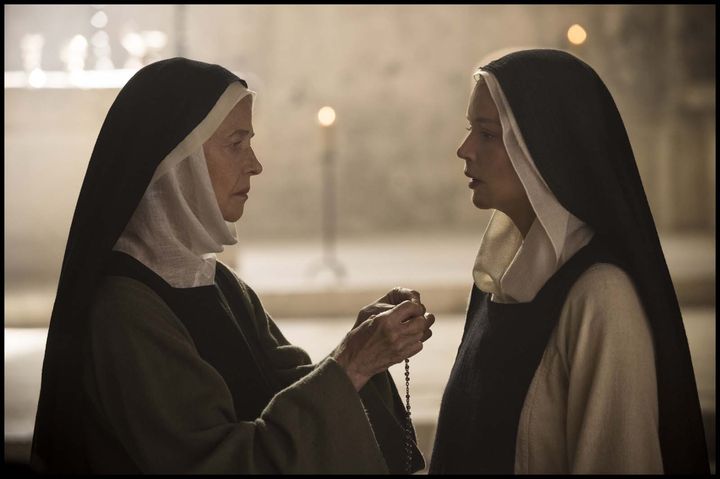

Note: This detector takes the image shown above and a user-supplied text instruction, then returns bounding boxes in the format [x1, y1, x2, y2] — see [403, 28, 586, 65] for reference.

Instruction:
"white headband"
[472, 70, 594, 303]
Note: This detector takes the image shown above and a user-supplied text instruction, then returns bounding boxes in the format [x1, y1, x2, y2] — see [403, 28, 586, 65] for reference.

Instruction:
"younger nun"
[430, 49, 708, 475]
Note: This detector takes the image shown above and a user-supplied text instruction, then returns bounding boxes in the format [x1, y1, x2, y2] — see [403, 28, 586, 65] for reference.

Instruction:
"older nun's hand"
[332, 299, 435, 391]
[354, 286, 434, 343]
[355, 287, 422, 324]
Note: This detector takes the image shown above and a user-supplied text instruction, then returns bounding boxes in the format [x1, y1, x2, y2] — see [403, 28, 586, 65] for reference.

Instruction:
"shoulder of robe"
[555, 262, 651, 358]
[566, 262, 642, 312]
[88, 275, 189, 340]
[216, 261, 246, 291]
[217, 261, 263, 306]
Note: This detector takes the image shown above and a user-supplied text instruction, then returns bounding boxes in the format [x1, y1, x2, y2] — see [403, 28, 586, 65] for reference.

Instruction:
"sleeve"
[556, 263, 664, 474]
[357, 369, 426, 473]
[86, 276, 389, 474]
[242, 280, 426, 473]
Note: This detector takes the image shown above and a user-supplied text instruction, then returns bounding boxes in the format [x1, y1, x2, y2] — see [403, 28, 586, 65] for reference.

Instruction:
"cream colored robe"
[513, 263, 663, 474]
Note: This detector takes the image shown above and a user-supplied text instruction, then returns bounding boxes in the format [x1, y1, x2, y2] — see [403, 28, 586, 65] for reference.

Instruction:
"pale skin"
[458, 79, 536, 237]
[203, 94, 261, 223]
[204, 90, 435, 391]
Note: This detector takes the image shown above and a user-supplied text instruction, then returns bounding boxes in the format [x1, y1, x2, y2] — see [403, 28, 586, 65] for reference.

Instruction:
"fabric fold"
[472, 71, 594, 303]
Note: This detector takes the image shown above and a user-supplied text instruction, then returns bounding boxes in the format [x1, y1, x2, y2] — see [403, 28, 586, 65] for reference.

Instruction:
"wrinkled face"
[457, 80, 527, 213]
[204, 94, 262, 222]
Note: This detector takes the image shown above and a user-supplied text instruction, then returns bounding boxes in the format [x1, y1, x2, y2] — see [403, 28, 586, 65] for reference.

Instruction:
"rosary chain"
[404, 358, 412, 474]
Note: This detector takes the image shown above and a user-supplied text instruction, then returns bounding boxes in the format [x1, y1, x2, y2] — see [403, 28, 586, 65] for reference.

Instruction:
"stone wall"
[4, 5, 715, 288]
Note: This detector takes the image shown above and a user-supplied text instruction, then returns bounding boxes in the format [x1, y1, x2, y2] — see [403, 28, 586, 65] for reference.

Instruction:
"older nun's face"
[204, 94, 263, 222]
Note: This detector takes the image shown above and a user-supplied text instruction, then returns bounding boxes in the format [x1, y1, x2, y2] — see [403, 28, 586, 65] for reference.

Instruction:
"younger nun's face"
[204, 94, 263, 222]
[457, 80, 528, 217]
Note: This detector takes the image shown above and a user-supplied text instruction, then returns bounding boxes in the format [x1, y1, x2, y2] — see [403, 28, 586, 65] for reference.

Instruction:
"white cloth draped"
[472, 70, 594, 303]
[113, 82, 254, 288]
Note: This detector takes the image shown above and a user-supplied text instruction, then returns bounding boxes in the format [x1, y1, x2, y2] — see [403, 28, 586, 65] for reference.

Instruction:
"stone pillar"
[666, 5, 715, 232]
[656, 5, 683, 232]
[643, 5, 715, 233]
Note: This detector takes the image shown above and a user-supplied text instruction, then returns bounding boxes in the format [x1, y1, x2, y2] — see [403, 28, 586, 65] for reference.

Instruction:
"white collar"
[472, 71, 594, 303]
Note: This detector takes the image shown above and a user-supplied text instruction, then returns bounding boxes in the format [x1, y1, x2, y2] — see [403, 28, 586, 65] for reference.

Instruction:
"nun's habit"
[31, 58, 422, 474]
[430, 50, 708, 474]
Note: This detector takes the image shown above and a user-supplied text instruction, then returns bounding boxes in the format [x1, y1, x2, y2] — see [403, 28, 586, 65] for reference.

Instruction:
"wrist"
[345, 368, 370, 391]
[331, 348, 370, 391]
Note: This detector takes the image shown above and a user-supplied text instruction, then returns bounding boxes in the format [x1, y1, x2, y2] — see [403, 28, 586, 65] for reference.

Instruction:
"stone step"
[4, 234, 715, 326]
[3, 275, 714, 327]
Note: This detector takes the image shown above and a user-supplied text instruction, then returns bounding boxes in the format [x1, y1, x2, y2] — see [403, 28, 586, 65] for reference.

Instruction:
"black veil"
[31, 58, 246, 472]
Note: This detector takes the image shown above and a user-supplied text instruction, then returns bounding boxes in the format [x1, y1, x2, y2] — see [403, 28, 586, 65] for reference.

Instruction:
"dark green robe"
[81, 264, 422, 474]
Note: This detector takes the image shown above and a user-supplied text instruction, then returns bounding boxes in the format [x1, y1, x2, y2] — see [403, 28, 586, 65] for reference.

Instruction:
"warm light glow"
[142, 30, 168, 50]
[91, 30, 110, 48]
[61, 34, 89, 72]
[121, 32, 147, 56]
[28, 68, 47, 88]
[20, 34, 45, 70]
[318, 106, 336, 127]
[90, 11, 108, 29]
[567, 24, 587, 45]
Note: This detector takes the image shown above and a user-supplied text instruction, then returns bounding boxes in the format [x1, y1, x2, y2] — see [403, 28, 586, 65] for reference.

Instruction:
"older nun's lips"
[234, 188, 250, 197]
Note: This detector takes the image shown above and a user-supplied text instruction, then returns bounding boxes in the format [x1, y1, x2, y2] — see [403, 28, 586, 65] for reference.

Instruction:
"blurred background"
[4, 4, 715, 472]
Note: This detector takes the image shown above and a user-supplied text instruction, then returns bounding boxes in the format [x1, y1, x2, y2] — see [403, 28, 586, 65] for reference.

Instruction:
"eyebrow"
[467, 116, 501, 126]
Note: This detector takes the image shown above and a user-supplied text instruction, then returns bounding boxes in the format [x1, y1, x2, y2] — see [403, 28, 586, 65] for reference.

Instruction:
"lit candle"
[567, 24, 588, 46]
[318, 106, 336, 127]
[311, 106, 345, 281]
[566, 24, 588, 60]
